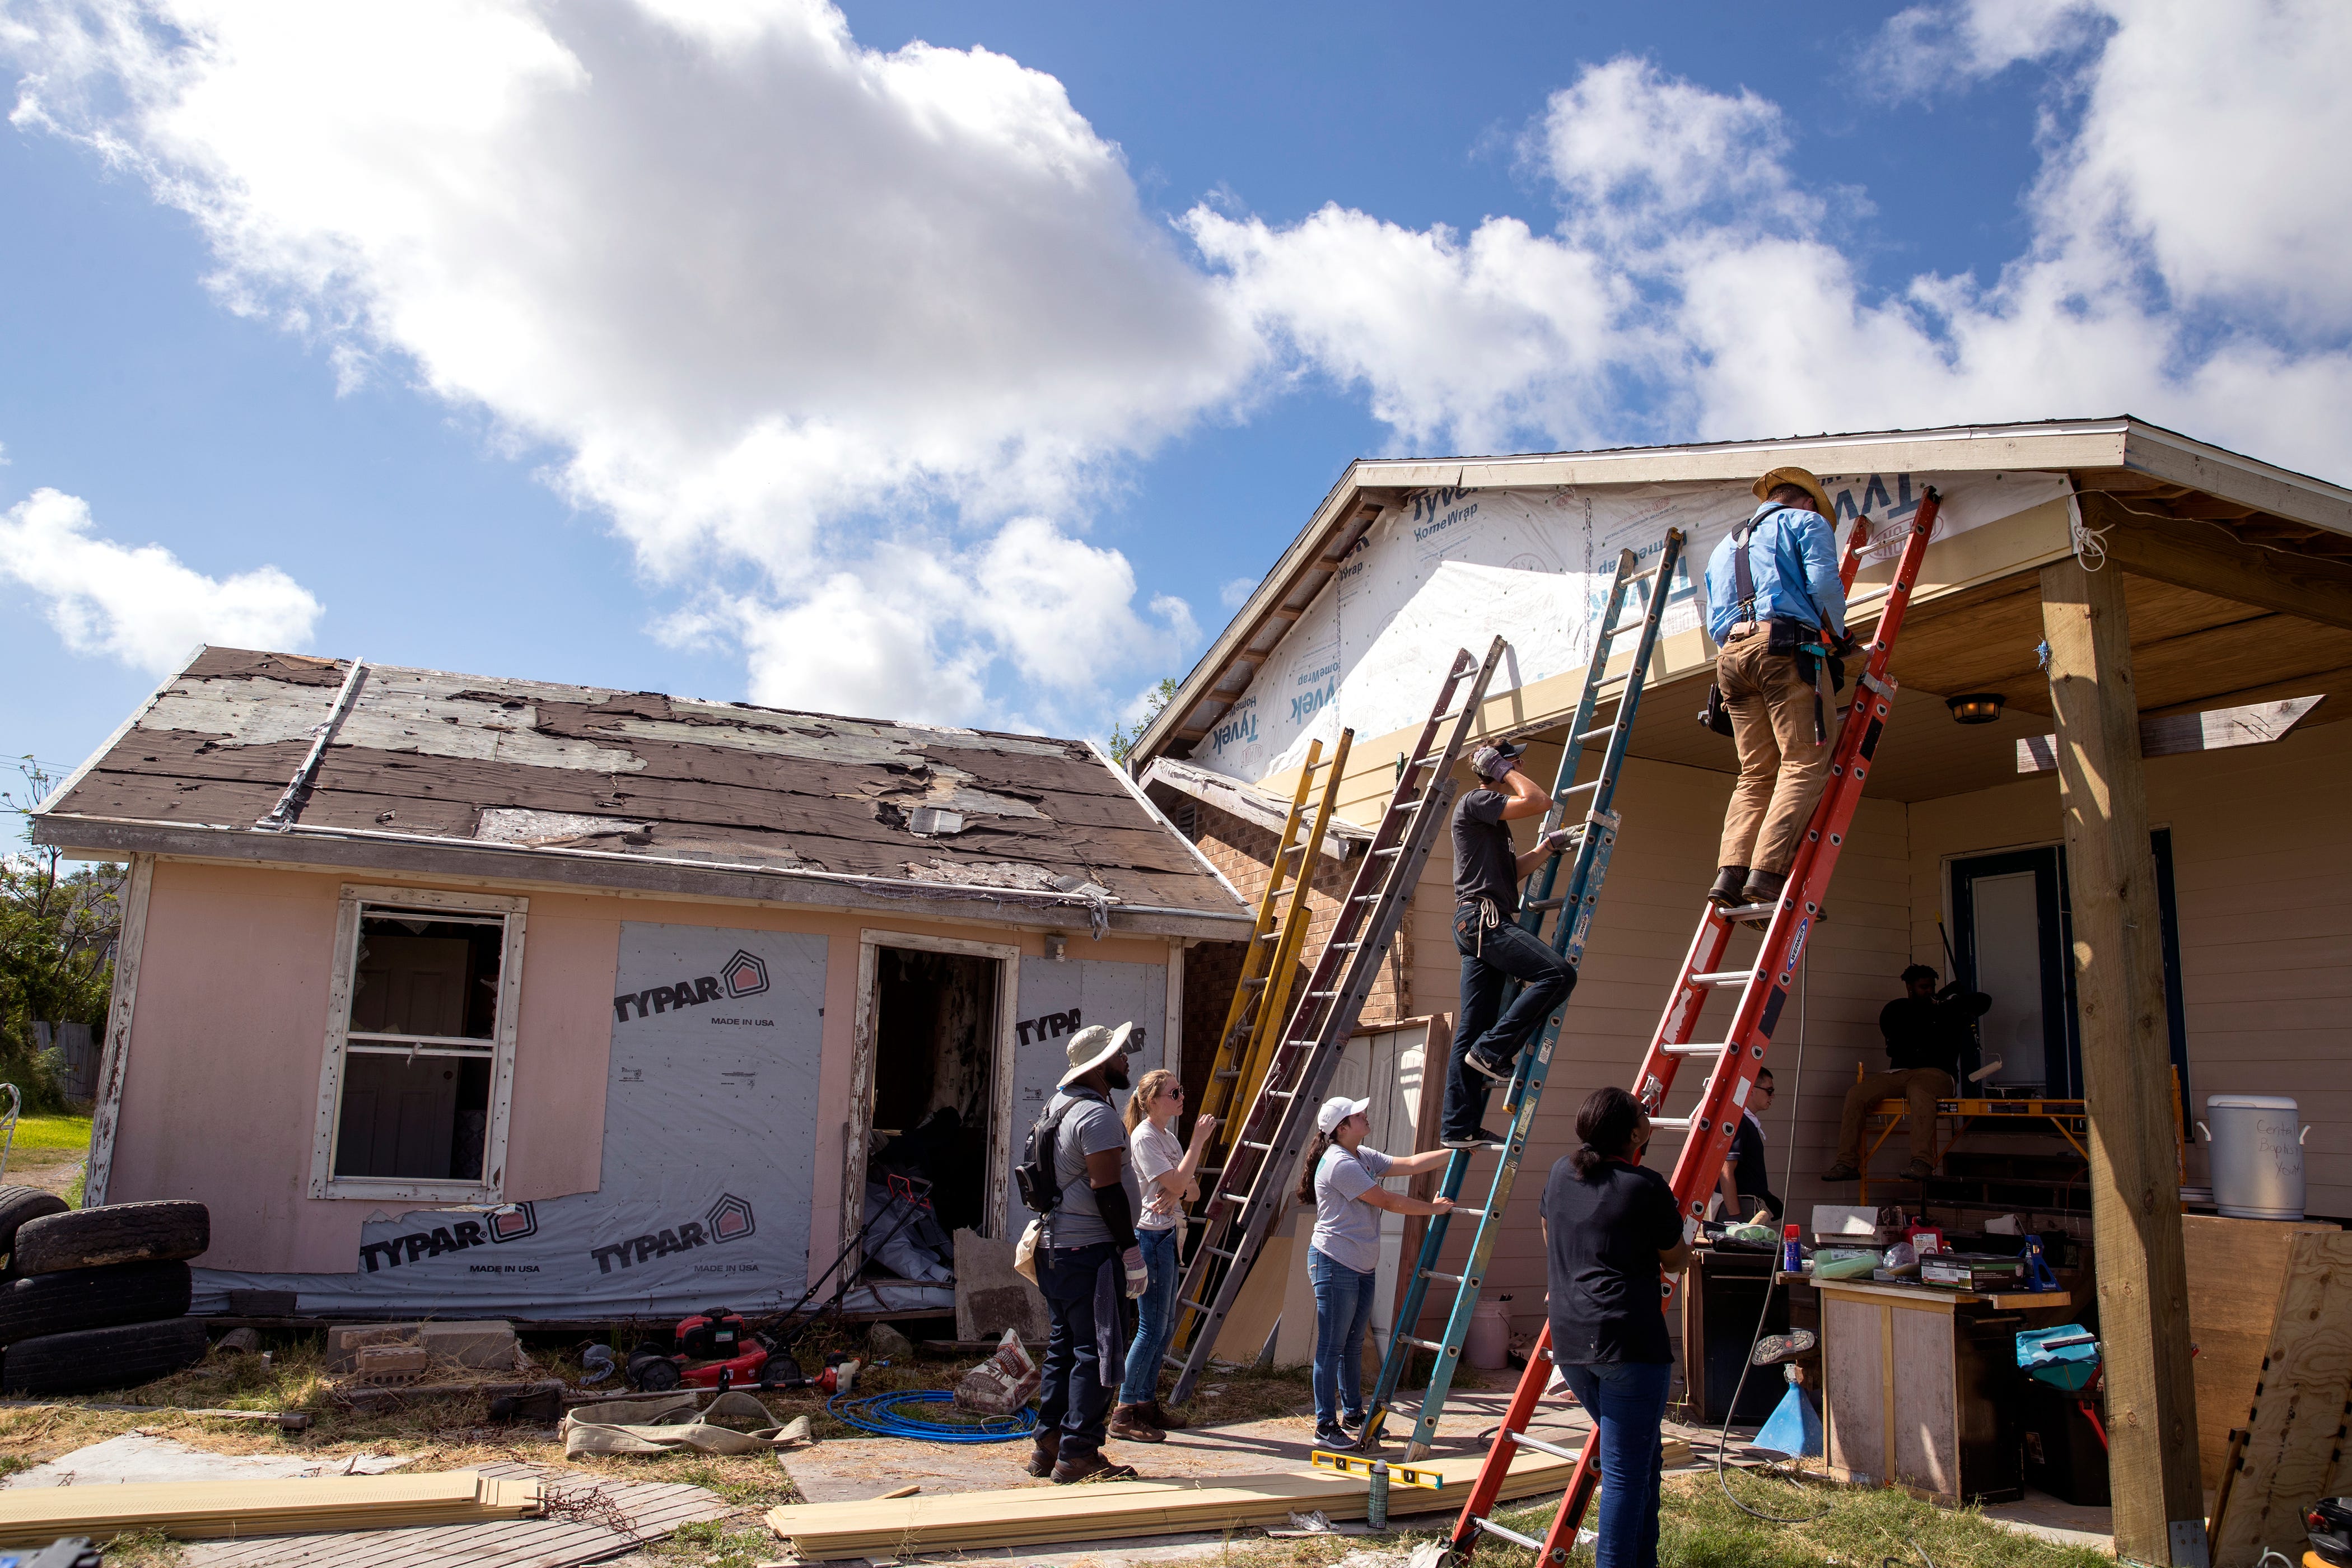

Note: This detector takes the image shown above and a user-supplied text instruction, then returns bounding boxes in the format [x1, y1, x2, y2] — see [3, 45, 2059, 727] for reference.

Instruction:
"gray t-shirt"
[1131, 1121, 1185, 1230]
[1040, 1088, 1140, 1248]
[1310, 1144, 1396, 1274]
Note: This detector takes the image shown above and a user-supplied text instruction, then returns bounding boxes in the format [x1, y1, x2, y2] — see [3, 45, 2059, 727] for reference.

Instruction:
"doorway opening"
[860, 947, 1005, 1292]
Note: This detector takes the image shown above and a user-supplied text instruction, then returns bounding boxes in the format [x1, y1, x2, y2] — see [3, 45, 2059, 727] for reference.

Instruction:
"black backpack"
[1013, 1097, 1078, 1214]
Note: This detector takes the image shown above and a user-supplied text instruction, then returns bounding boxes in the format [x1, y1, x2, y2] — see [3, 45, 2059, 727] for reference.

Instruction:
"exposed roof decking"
[36, 648, 1248, 936]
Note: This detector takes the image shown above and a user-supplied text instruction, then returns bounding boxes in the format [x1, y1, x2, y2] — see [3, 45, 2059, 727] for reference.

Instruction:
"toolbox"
[1920, 1253, 2027, 1291]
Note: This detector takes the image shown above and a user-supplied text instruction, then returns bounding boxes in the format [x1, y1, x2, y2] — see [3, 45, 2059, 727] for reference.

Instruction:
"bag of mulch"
[952, 1327, 1039, 1417]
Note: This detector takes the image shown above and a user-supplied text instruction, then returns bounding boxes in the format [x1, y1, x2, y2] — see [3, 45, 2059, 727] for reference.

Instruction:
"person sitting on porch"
[1701, 466, 1855, 910]
[1822, 965, 1992, 1182]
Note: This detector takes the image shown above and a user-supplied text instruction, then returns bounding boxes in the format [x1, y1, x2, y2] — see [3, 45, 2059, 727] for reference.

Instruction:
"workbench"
[1813, 1277, 2077, 1504]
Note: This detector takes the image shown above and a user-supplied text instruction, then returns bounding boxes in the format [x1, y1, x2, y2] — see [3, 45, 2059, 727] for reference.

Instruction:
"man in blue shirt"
[1701, 466, 1854, 908]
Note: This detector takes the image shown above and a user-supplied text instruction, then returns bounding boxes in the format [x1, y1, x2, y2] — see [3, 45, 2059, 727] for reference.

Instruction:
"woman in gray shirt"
[1299, 1095, 1453, 1448]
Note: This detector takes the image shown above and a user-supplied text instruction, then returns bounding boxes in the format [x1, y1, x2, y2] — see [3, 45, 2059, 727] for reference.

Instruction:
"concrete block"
[953, 1229, 1048, 1345]
[324, 1322, 421, 1370]
[418, 1320, 521, 1370]
[354, 1345, 430, 1382]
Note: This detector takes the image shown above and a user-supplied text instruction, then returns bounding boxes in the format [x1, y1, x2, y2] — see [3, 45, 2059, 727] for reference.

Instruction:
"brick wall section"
[1176, 800, 1410, 1107]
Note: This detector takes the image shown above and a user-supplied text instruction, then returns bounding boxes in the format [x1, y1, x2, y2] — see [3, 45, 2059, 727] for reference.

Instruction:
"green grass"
[643, 1519, 776, 1567]
[9, 1113, 92, 1152]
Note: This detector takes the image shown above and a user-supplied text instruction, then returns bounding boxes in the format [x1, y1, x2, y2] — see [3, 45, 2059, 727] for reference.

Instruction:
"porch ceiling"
[1621, 567, 2351, 803]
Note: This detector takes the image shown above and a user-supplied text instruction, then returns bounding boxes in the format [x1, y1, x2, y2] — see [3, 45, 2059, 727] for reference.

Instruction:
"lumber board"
[2182, 1216, 2336, 1492]
[0, 1471, 536, 1547]
[2210, 1230, 2352, 1567]
[765, 1443, 1586, 1555]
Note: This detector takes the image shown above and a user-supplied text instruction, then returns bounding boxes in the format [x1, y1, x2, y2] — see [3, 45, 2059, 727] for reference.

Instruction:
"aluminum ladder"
[1360, 531, 1686, 1461]
[1167, 637, 1508, 1404]
[1194, 734, 1351, 1178]
[1447, 491, 1942, 1565]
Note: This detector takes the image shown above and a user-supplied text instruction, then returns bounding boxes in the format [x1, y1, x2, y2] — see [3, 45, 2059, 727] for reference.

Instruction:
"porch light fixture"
[1947, 693, 2005, 725]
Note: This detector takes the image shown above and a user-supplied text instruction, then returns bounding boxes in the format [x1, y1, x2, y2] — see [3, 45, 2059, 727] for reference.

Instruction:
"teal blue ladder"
[1357, 529, 1687, 1460]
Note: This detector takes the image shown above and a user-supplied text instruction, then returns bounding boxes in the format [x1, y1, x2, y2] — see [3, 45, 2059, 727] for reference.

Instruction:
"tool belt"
[1699, 618, 1846, 738]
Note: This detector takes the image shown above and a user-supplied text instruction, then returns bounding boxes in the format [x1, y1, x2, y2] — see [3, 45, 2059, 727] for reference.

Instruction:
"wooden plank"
[2209, 1230, 2352, 1566]
[82, 851, 152, 1210]
[2015, 696, 2326, 773]
[766, 1444, 1579, 1556]
[2039, 555, 2207, 1565]
[0, 1471, 535, 1547]
[2182, 1216, 2336, 1493]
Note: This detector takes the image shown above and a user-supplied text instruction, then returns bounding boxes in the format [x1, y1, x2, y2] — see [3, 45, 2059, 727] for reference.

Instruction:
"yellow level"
[1309, 1450, 1441, 1489]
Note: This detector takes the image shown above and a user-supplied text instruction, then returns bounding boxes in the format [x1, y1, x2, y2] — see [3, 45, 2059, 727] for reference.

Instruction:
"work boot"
[1051, 1443, 1138, 1484]
[1024, 1430, 1061, 1477]
[1819, 1162, 1861, 1182]
[1141, 1399, 1188, 1429]
[1739, 868, 1787, 906]
[1707, 866, 1749, 906]
[1902, 1158, 1935, 1180]
[1107, 1403, 1166, 1443]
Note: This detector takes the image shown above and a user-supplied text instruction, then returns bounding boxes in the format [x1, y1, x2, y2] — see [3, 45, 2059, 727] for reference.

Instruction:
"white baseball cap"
[1317, 1095, 1371, 1133]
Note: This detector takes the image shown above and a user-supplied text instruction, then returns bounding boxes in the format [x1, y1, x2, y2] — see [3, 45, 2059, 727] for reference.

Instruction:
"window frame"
[309, 884, 528, 1203]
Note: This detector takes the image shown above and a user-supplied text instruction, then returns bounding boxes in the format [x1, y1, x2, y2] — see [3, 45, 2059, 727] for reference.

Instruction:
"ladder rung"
[1399, 1335, 1450, 1354]
[1558, 779, 1602, 795]
[1258, 931, 1282, 941]
[1471, 1515, 1544, 1552]
[1213, 1067, 1239, 1079]
[1180, 1297, 1215, 1313]
[1217, 1192, 1248, 1205]
[1206, 1245, 1239, 1259]
[1525, 896, 1565, 911]
[1419, 1269, 1473, 1286]
[1373, 846, 1407, 857]
[1508, 1430, 1580, 1463]
[1578, 724, 1617, 742]
[1691, 969, 1754, 986]
[1305, 989, 1337, 999]
[1241, 977, 1268, 988]
[1648, 1115, 1694, 1131]
[1715, 900, 1774, 919]
[1242, 1140, 1275, 1151]
[1662, 1042, 1727, 1056]
[1329, 941, 1361, 951]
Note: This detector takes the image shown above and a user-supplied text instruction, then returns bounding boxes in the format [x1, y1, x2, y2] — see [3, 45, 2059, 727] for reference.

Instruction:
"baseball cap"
[1317, 1095, 1371, 1133]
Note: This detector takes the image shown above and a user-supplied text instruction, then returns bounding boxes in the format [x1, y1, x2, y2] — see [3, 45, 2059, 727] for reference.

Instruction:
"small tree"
[1108, 678, 1180, 768]
[1, 759, 122, 1109]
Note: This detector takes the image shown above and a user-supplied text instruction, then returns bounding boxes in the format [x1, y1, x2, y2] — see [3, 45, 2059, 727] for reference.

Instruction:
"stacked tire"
[0, 1192, 211, 1395]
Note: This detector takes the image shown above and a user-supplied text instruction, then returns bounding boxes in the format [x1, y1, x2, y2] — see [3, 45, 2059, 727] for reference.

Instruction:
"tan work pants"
[1715, 630, 1830, 875]
[1836, 1068, 1954, 1166]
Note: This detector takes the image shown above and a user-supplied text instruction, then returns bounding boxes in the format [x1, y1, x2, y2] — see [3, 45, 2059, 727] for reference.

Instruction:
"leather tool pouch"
[1698, 684, 1734, 738]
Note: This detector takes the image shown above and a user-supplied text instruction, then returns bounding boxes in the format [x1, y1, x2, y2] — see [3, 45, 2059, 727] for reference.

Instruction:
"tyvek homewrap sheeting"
[1000, 955, 1169, 1237]
[193, 923, 826, 1318]
[1197, 470, 2068, 783]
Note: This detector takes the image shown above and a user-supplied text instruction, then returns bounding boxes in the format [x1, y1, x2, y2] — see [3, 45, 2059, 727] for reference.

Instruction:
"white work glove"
[1471, 745, 1514, 782]
[1541, 827, 1581, 855]
[1122, 1246, 1147, 1299]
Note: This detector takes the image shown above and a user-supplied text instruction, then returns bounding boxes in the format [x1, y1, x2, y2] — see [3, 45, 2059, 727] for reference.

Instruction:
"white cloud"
[7, 0, 1256, 719]
[1188, 12, 2352, 481]
[0, 488, 323, 671]
[1219, 575, 1259, 609]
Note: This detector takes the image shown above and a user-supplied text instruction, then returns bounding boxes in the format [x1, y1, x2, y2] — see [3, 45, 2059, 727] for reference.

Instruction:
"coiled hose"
[825, 1388, 1038, 1444]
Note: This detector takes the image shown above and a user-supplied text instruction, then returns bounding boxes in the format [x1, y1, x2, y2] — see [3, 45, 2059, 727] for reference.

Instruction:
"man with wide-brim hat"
[1700, 466, 1857, 909]
[1025, 1021, 1153, 1481]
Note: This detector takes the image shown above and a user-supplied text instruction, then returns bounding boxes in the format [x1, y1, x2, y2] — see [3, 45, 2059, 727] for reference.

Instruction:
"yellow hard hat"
[1752, 466, 1836, 523]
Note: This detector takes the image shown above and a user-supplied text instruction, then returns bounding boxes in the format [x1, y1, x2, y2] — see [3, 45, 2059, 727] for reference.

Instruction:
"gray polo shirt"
[1040, 1087, 1141, 1249]
[1310, 1144, 1396, 1274]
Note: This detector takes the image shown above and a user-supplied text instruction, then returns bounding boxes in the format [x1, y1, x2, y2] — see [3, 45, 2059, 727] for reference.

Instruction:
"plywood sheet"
[2182, 1215, 2336, 1492]
[2210, 1230, 2352, 1567]
[1824, 1294, 1889, 1485]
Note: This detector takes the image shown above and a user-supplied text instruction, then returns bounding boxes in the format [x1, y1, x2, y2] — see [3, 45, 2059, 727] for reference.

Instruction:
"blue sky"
[3, 0, 2345, 791]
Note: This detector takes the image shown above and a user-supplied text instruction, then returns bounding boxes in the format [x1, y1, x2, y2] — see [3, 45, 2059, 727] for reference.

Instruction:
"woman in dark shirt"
[1539, 1086, 1691, 1568]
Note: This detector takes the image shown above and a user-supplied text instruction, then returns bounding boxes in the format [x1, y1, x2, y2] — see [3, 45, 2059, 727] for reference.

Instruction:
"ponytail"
[1570, 1085, 1644, 1178]
[1296, 1130, 1333, 1204]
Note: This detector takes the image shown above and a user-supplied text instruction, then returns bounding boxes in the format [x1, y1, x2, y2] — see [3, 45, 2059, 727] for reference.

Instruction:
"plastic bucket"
[2200, 1094, 2307, 1220]
[1466, 1301, 1511, 1369]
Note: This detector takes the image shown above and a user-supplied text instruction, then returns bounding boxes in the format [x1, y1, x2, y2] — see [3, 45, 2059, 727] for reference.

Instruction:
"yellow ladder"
[1194, 732, 1351, 1174]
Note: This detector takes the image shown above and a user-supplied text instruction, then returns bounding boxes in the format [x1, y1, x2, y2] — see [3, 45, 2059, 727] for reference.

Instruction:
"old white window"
[309, 885, 526, 1203]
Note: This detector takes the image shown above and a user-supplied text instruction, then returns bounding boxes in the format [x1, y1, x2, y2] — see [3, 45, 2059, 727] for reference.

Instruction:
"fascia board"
[2120, 419, 2352, 537]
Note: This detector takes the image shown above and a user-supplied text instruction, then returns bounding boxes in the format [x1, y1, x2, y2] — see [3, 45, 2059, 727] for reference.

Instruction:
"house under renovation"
[32, 648, 1247, 1318]
[1132, 414, 2351, 1352]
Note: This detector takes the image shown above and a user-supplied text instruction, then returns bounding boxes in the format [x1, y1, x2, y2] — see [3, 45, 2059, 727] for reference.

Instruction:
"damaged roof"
[34, 648, 1249, 938]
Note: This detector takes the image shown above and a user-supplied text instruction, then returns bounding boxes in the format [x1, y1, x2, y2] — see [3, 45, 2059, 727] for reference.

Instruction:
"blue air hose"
[825, 1388, 1038, 1444]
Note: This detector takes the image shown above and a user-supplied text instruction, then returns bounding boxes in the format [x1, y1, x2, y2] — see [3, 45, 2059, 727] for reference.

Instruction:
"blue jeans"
[1444, 904, 1577, 1140]
[1555, 1359, 1672, 1568]
[1119, 1226, 1180, 1404]
[1036, 1242, 1118, 1447]
[1307, 1247, 1376, 1429]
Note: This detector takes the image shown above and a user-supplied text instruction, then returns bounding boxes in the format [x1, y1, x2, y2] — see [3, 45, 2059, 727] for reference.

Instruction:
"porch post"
[2038, 556, 2205, 1566]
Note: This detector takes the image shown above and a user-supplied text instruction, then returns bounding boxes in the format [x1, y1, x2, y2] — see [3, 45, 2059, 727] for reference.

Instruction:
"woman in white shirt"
[1110, 1068, 1215, 1440]
[1299, 1095, 1454, 1449]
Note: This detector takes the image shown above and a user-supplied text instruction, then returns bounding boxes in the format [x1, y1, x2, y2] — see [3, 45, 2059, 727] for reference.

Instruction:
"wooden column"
[2039, 557, 2205, 1566]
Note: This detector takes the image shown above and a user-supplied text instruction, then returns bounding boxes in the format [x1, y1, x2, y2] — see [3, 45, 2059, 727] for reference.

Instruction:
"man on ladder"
[1442, 742, 1580, 1149]
[1704, 466, 1856, 909]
